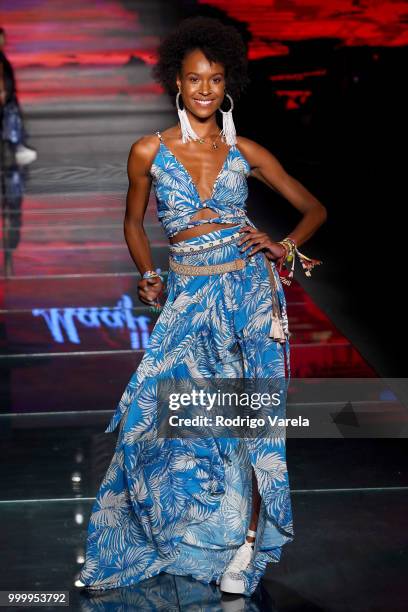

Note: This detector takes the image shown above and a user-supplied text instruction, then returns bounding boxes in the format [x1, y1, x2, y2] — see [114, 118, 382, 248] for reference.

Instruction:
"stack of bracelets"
[276, 237, 322, 286]
[142, 269, 164, 313]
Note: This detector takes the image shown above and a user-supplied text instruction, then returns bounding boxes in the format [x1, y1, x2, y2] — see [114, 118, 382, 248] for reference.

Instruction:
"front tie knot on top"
[149, 131, 257, 239]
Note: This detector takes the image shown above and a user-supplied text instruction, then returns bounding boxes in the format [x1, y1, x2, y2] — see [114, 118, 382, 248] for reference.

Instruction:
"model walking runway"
[77, 15, 325, 599]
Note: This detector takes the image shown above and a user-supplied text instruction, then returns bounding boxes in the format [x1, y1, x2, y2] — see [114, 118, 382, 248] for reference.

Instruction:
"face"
[176, 48, 226, 117]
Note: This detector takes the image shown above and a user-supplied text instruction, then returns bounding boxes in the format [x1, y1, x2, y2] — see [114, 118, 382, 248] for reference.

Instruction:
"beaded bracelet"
[277, 237, 322, 286]
[142, 269, 164, 283]
[142, 269, 164, 313]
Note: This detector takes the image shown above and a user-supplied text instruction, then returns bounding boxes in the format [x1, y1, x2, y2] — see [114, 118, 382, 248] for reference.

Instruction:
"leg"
[219, 464, 259, 594]
[246, 467, 261, 543]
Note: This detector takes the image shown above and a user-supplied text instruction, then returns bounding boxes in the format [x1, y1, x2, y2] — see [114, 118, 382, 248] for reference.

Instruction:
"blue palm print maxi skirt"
[78, 223, 294, 597]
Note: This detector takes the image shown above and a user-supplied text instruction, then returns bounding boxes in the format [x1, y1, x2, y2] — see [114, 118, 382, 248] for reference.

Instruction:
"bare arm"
[124, 136, 157, 272]
[237, 137, 327, 248]
[124, 136, 163, 305]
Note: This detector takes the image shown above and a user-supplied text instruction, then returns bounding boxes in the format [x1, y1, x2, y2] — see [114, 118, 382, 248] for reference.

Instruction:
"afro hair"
[151, 16, 250, 107]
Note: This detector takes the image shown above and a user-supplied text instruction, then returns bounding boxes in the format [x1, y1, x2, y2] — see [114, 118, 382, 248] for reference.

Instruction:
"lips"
[193, 99, 215, 105]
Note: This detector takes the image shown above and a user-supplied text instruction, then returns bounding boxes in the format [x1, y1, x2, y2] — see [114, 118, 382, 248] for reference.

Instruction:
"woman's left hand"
[237, 226, 287, 269]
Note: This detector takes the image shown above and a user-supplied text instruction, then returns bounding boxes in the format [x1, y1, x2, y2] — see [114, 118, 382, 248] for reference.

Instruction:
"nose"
[199, 83, 212, 94]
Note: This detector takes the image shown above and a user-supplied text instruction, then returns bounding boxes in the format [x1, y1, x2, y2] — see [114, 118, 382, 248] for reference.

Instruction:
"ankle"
[245, 528, 257, 545]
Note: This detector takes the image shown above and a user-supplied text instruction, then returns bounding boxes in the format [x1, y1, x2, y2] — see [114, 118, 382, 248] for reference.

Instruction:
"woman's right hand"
[138, 276, 164, 307]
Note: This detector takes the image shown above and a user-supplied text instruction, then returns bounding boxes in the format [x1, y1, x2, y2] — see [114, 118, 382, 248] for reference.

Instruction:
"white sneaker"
[220, 540, 255, 594]
[15, 144, 38, 165]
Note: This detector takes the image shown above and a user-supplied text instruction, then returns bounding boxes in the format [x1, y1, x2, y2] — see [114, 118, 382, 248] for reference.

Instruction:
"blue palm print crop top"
[149, 131, 257, 239]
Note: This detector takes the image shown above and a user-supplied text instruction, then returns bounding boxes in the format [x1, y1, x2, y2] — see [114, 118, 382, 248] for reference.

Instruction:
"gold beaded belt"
[169, 256, 246, 276]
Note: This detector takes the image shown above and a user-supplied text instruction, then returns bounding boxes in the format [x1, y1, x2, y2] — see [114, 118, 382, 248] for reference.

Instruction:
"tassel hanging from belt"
[263, 253, 287, 344]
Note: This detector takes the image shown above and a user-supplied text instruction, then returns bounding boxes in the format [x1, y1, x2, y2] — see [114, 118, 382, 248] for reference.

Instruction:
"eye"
[213, 78, 222, 83]
[189, 77, 198, 82]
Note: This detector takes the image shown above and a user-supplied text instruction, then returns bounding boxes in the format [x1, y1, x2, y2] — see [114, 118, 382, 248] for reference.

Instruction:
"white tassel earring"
[176, 90, 199, 143]
[219, 92, 237, 145]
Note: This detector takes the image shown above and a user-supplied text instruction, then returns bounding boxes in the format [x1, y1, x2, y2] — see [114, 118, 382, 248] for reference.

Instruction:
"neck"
[184, 108, 220, 140]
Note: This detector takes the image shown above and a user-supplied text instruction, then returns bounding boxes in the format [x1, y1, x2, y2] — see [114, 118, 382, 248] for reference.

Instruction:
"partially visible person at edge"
[0, 26, 37, 165]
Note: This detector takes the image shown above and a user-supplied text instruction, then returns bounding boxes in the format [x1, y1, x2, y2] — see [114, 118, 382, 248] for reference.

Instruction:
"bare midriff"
[169, 208, 241, 244]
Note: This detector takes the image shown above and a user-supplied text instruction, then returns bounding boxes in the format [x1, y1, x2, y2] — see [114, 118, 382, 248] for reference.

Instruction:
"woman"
[0, 27, 37, 165]
[77, 16, 326, 598]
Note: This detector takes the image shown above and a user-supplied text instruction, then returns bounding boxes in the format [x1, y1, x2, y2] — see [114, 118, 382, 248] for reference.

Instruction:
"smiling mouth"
[193, 99, 215, 105]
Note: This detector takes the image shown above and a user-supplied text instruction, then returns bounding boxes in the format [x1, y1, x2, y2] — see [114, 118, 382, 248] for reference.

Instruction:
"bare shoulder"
[236, 135, 279, 167]
[127, 134, 161, 176]
[129, 134, 160, 162]
[235, 135, 287, 191]
[235, 135, 260, 153]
